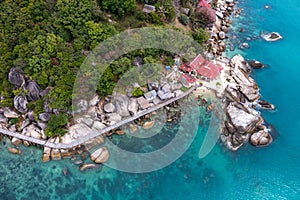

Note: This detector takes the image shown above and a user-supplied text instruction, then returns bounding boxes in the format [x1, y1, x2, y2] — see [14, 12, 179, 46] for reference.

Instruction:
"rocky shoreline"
[206, 0, 275, 150]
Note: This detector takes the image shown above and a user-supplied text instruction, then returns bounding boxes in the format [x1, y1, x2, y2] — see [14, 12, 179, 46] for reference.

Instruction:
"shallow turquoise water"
[1, 0, 300, 199]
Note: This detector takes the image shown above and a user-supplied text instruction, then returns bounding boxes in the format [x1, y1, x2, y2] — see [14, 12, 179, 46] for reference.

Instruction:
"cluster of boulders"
[220, 54, 274, 150]
[210, 0, 237, 56]
[65, 80, 184, 143]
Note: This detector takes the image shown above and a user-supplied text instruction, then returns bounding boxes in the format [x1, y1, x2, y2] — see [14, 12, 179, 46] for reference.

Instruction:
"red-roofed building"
[196, 62, 223, 79]
[189, 54, 207, 70]
[180, 64, 193, 73]
[198, 0, 211, 8]
[179, 74, 196, 88]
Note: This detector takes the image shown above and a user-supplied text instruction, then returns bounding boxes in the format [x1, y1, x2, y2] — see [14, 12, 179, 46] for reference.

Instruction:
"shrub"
[179, 14, 189, 25]
[132, 87, 144, 97]
[45, 113, 68, 137]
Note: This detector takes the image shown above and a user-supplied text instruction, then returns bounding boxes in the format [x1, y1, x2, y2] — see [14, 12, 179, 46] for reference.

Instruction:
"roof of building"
[198, 0, 211, 8]
[196, 62, 223, 79]
[144, 90, 157, 100]
[189, 54, 207, 70]
[180, 64, 193, 73]
[137, 96, 151, 110]
[180, 74, 196, 83]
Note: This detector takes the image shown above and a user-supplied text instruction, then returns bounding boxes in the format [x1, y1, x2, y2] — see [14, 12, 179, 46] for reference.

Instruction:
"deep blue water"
[1, 0, 300, 199]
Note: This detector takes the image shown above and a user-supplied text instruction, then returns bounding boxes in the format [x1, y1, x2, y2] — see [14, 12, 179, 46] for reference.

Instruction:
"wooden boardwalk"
[0, 86, 196, 149]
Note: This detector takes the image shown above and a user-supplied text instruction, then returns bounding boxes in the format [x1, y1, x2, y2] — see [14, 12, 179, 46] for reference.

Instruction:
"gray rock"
[249, 60, 264, 69]
[128, 98, 139, 116]
[18, 120, 31, 131]
[43, 101, 52, 113]
[26, 81, 41, 101]
[227, 103, 260, 134]
[27, 111, 36, 121]
[9, 124, 17, 132]
[103, 103, 115, 113]
[23, 124, 42, 139]
[250, 130, 272, 146]
[92, 121, 106, 131]
[114, 95, 130, 117]
[218, 31, 226, 40]
[216, 11, 224, 19]
[221, 26, 228, 33]
[106, 113, 122, 122]
[4, 108, 19, 118]
[39, 113, 51, 122]
[14, 95, 28, 113]
[37, 121, 47, 130]
[0, 113, 7, 123]
[77, 99, 88, 112]
[69, 123, 93, 139]
[89, 95, 99, 106]
[40, 87, 51, 97]
[8, 68, 25, 87]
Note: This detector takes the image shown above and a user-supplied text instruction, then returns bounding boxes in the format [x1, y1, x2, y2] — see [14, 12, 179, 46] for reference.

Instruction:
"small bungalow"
[157, 90, 174, 100]
[137, 96, 151, 110]
[143, 4, 156, 13]
[179, 74, 196, 88]
[144, 90, 157, 101]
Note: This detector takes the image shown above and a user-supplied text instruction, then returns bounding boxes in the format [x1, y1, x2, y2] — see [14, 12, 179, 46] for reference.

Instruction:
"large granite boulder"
[23, 124, 42, 139]
[92, 121, 106, 131]
[90, 147, 110, 164]
[250, 130, 272, 146]
[114, 95, 130, 117]
[14, 95, 28, 113]
[128, 98, 139, 116]
[8, 68, 25, 87]
[26, 81, 41, 101]
[68, 123, 93, 139]
[103, 103, 115, 113]
[106, 113, 122, 123]
[4, 108, 19, 118]
[39, 113, 51, 122]
[231, 54, 251, 73]
[226, 103, 261, 134]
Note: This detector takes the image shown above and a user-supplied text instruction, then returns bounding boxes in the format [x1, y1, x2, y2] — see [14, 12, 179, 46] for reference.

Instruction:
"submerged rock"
[8, 147, 21, 154]
[142, 121, 155, 129]
[79, 163, 97, 171]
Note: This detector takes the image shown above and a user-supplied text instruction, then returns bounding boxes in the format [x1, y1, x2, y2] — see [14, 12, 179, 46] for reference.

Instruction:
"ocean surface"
[1, 0, 300, 199]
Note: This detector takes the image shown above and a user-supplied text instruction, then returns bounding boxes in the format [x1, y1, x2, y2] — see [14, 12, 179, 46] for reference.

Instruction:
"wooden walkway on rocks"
[0, 86, 196, 149]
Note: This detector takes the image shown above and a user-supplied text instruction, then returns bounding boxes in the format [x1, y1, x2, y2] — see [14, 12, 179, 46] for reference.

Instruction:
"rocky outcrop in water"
[221, 54, 274, 150]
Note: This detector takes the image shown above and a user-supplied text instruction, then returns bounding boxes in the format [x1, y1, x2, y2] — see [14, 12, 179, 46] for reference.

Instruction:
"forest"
[0, 0, 211, 137]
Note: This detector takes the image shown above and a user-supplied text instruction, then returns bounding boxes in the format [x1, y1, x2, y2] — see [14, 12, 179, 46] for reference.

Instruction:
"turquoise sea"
[1, 0, 300, 199]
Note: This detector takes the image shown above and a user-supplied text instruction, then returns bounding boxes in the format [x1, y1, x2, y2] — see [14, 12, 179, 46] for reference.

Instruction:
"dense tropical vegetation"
[0, 0, 212, 137]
